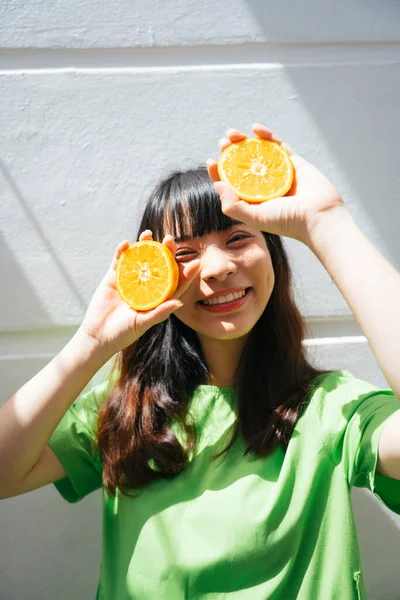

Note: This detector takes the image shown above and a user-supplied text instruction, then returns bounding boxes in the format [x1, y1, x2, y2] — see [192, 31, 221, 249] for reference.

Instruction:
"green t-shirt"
[48, 369, 400, 600]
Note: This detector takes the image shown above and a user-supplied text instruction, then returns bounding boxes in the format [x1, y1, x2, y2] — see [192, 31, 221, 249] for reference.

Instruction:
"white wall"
[1, 1, 400, 598]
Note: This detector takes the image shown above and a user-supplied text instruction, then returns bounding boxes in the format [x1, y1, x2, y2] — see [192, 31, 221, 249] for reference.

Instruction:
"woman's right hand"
[77, 231, 200, 358]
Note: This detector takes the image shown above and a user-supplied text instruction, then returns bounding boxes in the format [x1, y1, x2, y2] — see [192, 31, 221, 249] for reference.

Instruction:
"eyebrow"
[174, 220, 245, 243]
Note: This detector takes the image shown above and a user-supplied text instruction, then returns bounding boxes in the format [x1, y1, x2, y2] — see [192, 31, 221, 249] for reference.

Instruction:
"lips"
[197, 287, 250, 305]
[197, 287, 252, 312]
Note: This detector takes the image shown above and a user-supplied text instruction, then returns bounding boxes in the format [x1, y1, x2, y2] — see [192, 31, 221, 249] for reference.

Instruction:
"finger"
[139, 229, 153, 241]
[110, 240, 130, 271]
[162, 233, 177, 255]
[135, 299, 185, 325]
[281, 141, 297, 157]
[213, 181, 267, 231]
[219, 137, 231, 152]
[206, 158, 220, 183]
[285, 171, 298, 196]
[252, 123, 297, 157]
[173, 259, 201, 299]
[252, 123, 282, 144]
[213, 180, 240, 205]
[225, 128, 247, 143]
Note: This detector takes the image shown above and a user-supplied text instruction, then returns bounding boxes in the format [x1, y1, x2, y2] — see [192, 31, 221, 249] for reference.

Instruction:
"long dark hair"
[96, 166, 332, 497]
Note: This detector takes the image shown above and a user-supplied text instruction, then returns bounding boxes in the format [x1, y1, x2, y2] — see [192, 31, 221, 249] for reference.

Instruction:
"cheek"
[248, 249, 273, 276]
[252, 253, 275, 295]
[176, 282, 196, 307]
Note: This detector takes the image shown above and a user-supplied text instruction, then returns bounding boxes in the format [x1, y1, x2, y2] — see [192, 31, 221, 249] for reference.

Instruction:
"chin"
[198, 322, 255, 341]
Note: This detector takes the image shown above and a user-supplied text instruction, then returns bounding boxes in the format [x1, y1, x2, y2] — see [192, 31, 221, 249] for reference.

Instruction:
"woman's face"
[171, 223, 275, 341]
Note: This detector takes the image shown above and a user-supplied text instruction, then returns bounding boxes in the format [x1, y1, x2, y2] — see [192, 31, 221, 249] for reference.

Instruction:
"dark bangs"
[137, 166, 242, 242]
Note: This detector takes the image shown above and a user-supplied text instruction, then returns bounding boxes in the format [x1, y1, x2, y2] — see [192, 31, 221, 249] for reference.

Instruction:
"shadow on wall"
[281, 63, 400, 268]
[244, 0, 400, 42]
[0, 156, 88, 328]
[245, 0, 400, 269]
[0, 232, 52, 329]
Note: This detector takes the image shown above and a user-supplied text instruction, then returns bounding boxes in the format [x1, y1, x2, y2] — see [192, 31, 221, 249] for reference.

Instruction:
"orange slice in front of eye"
[217, 137, 294, 203]
[116, 241, 179, 311]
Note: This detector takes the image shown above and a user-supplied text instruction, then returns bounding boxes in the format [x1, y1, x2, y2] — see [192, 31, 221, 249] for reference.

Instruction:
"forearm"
[307, 206, 400, 397]
[0, 329, 111, 486]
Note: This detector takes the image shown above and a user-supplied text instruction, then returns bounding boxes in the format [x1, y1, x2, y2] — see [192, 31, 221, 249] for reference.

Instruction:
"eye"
[175, 234, 250, 260]
[228, 234, 250, 243]
[175, 249, 196, 259]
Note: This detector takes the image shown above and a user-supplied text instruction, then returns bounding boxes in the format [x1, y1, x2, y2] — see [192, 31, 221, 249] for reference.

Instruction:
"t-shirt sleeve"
[47, 378, 113, 503]
[314, 370, 400, 514]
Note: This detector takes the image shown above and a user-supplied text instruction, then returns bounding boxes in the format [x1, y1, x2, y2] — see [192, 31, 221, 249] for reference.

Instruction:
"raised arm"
[208, 122, 400, 481]
[0, 236, 199, 499]
[0, 330, 110, 498]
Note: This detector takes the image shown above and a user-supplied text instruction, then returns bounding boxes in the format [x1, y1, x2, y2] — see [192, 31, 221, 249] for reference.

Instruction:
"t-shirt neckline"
[198, 384, 235, 389]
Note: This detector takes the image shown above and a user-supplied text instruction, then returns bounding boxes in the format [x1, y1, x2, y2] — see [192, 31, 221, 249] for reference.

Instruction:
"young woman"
[2, 123, 400, 600]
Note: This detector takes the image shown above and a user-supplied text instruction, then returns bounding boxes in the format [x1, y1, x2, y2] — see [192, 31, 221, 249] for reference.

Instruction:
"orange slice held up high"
[116, 240, 179, 311]
[217, 137, 294, 203]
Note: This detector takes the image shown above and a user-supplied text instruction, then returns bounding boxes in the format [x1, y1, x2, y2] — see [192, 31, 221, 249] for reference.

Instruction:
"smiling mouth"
[197, 287, 252, 307]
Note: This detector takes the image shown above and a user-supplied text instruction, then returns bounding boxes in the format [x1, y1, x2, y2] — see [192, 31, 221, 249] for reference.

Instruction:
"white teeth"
[201, 289, 246, 306]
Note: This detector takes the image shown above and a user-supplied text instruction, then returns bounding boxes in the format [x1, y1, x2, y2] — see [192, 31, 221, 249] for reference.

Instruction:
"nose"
[200, 245, 237, 281]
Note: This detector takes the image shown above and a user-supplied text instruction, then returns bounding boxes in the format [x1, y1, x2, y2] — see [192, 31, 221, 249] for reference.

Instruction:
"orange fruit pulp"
[217, 137, 294, 203]
[116, 240, 179, 311]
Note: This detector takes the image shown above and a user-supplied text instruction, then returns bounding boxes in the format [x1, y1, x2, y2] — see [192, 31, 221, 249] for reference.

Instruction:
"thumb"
[213, 181, 265, 230]
[135, 298, 184, 335]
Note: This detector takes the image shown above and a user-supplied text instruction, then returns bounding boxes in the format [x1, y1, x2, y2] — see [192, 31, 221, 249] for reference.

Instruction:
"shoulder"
[71, 371, 119, 428]
[305, 369, 391, 426]
[308, 369, 381, 406]
[301, 369, 399, 461]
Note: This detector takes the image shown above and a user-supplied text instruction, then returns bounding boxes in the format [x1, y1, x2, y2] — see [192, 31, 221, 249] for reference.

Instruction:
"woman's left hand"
[207, 123, 348, 246]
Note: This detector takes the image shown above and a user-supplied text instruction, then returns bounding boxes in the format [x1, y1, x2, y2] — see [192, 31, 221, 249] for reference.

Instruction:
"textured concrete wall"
[1, 1, 400, 598]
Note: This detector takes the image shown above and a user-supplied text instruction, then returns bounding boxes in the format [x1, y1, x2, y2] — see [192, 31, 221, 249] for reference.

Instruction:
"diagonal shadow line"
[0, 156, 87, 312]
